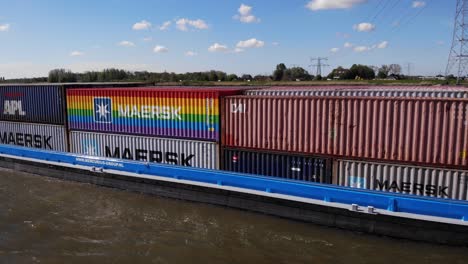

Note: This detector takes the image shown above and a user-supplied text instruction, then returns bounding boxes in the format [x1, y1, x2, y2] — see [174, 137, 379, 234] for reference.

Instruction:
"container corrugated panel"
[222, 148, 331, 183]
[67, 87, 244, 141]
[253, 85, 468, 91]
[245, 88, 468, 98]
[0, 85, 65, 124]
[223, 96, 468, 169]
[70, 131, 219, 169]
[0, 121, 68, 151]
[334, 159, 468, 200]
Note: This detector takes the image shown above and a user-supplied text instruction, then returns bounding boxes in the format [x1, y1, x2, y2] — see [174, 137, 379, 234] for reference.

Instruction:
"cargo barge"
[0, 145, 467, 246]
[0, 83, 467, 246]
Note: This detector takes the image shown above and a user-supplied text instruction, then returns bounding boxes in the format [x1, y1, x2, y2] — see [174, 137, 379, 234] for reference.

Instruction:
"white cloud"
[143, 37, 152, 42]
[272, 42, 280, 46]
[353, 22, 375, 32]
[436, 40, 445, 46]
[185, 51, 197, 56]
[153, 45, 168, 53]
[352, 41, 388, 53]
[233, 48, 244, 53]
[0, 23, 10, 32]
[412, 1, 426, 8]
[208, 43, 228, 52]
[132, 20, 151, 30]
[377, 40, 388, 49]
[330, 47, 340, 53]
[117, 40, 135, 47]
[344, 42, 353, 48]
[159, 21, 171, 31]
[70, 51, 85, 57]
[236, 38, 265, 48]
[239, 4, 252, 16]
[353, 46, 370, 52]
[234, 4, 260, 23]
[240, 15, 259, 23]
[176, 18, 208, 31]
[306, 0, 367, 11]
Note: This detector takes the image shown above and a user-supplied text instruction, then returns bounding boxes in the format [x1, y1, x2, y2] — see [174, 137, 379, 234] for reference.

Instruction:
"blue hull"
[0, 145, 467, 245]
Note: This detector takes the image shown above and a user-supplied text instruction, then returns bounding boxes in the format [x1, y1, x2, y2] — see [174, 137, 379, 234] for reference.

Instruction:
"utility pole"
[446, 0, 468, 84]
[310, 57, 329, 77]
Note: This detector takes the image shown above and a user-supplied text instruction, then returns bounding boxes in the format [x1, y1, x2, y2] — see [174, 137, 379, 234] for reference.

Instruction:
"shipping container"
[0, 121, 68, 151]
[223, 96, 468, 169]
[70, 131, 219, 169]
[334, 159, 468, 200]
[0, 84, 66, 124]
[245, 86, 468, 98]
[252, 85, 468, 91]
[67, 87, 244, 141]
[222, 148, 331, 183]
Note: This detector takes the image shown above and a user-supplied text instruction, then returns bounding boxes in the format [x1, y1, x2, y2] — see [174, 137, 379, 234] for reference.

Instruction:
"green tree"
[327, 66, 350, 80]
[377, 70, 388, 79]
[287, 67, 311, 81]
[227, 74, 238, 81]
[273, 63, 287, 81]
[349, 64, 375, 80]
[208, 71, 218, 81]
[389, 64, 402, 75]
[48, 69, 77, 83]
[241, 74, 253, 81]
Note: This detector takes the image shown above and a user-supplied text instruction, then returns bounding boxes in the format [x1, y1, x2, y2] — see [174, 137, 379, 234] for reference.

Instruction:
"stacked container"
[0, 84, 68, 152]
[66, 87, 245, 170]
[246, 86, 468, 98]
[222, 86, 468, 199]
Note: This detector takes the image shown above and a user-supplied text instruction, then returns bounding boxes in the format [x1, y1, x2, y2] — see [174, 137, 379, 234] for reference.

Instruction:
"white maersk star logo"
[96, 102, 110, 118]
[93, 97, 112, 123]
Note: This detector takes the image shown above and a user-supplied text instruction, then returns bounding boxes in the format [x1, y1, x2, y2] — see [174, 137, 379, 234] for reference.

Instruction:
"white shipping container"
[70, 131, 219, 169]
[334, 160, 468, 200]
[0, 121, 68, 151]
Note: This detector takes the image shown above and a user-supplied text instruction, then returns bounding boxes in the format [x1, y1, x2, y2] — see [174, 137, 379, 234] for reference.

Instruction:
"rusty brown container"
[222, 96, 468, 169]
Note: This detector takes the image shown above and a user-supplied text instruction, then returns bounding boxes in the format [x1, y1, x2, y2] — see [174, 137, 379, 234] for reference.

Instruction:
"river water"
[0, 169, 467, 264]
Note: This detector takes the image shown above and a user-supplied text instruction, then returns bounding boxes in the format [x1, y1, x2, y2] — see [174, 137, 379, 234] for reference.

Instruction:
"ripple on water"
[0, 170, 468, 264]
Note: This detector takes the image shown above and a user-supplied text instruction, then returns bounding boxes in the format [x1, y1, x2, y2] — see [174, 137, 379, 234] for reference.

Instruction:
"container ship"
[0, 83, 467, 246]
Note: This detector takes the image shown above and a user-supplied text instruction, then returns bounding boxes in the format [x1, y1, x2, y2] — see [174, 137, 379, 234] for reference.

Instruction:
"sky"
[0, 0, 456, 78]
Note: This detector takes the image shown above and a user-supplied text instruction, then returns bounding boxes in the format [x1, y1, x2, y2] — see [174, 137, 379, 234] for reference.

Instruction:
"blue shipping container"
[0, 85, 65, 124]
[222, 148, 332, 183]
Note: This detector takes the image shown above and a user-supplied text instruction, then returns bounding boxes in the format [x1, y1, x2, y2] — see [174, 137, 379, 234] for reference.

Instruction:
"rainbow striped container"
[66, 87, 244, 142]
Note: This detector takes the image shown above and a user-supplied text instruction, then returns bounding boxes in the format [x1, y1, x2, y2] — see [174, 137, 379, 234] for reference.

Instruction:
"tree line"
[46, 68, 260, 83]
[0, 63, 412, 84]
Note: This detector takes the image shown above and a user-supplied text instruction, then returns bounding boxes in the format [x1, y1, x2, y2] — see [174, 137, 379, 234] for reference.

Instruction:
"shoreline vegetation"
[0, 64, 465, 86]
[0, 79, 461, 86]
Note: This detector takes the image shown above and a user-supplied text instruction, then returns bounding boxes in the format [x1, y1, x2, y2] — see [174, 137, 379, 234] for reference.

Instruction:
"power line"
[364, 0, 385, 22]
[392, 2, 429, 34]
[372, 0, 403, 25]
[370, 0, 393, 23]
[446, 0, 468, 84]
[392, 2, 417, 28]
[348, 0, 405, 51]
[309, 57, 329, 76]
